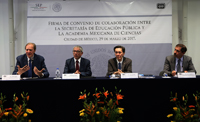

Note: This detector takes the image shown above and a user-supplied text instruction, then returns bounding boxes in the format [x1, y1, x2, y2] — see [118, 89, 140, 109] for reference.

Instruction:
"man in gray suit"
[162, 44, 196, 76]
[63, 45, 92, 77]
[106, 45, 132, 77]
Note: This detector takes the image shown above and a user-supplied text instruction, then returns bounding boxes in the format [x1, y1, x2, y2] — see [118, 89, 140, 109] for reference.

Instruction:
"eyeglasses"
[73, 50, 81, 53]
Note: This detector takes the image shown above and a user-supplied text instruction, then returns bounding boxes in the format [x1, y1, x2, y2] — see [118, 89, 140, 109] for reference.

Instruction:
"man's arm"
[186, 57, 196, 73]
[40, 58, 49, 78]
[80, 60, 92, 76]
[163, 57, 173, 76]
[123, 59, 132, 73]
[12, 57, 28, 75]
[13, 58, 20, 75]
[63, 60, 70, 74]
[106, 60, 116, 77]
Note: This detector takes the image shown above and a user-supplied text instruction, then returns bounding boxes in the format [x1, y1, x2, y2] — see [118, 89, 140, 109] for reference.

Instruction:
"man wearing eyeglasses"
[63, 45, 92, 76]
[106, 45, 132, 77]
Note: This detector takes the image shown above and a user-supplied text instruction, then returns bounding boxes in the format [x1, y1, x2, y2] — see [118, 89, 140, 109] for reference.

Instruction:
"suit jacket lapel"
[113, 58, 118, 71]
[171, 56, 175, 71]
[32, 54, 36, 67]
[71, 58, 76, 72]
[182, 55, 186, 71]
[122, 57, 126, 71]
[115, 57, 126, 71]
[22, 54, 28, 76]
[23, 55, 28, 65]
[80, 58, 84, 71]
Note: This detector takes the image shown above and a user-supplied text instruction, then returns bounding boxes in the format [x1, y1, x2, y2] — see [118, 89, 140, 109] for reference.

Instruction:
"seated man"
[162, 44, 196, 76]
[106, 45, 132, 77]
[63, 45, 92, 77]
[13, 43, 49, 78]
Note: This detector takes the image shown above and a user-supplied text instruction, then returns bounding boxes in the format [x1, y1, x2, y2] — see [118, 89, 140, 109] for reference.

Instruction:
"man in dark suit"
[63, 45, 92, 77]
[106, 45, 132, 77]
[162, 44, 196, 76]
[13, 43, 49, 78]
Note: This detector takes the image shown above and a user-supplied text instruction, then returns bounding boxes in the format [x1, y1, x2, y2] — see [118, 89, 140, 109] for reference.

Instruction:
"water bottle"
[55, 68, 60, 79]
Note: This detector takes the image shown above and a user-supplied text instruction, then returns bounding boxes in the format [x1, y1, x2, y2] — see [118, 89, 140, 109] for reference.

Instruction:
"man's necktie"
[177, 59, 181, 72]
[118, 63, 121, 70]
[76, 60, 79, 71]
[28, 59, 32, 77]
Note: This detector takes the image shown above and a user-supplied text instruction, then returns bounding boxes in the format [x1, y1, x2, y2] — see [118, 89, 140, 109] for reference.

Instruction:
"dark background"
[0, 77, 199, 122]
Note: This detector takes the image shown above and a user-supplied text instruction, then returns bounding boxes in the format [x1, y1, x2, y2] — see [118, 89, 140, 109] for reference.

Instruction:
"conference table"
[0, 76, 200, 122]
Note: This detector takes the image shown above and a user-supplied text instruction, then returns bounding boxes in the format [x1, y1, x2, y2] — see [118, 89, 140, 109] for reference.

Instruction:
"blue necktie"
[28, 59, 32, 77]
[118, 63, 121, 70]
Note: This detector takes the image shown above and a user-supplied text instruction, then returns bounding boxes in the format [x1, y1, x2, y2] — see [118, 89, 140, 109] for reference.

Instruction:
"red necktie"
[76, 60, 79, 71]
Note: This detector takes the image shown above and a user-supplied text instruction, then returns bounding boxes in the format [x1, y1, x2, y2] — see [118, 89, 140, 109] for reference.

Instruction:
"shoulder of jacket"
[124, 57, 132, 61]
[17, 54, 26, 59]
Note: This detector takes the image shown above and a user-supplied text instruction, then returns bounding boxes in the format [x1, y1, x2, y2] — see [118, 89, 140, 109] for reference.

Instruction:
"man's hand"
[74, 70, 81, 74]
[113, 69, 124, 75]
[17, 65, 30, 75]
[33, 66, 45, 77]
[172, 70, 176, 76]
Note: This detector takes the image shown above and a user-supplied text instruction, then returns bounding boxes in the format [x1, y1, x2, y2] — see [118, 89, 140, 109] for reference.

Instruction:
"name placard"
[62, 74, 80, 79]
[121, 73, 138, 79]
[2, 75, 20, 80]
[177, 72, 196, 78]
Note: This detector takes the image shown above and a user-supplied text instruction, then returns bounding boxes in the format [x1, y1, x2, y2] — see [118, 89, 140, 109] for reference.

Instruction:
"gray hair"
[73, 45, 83, 52]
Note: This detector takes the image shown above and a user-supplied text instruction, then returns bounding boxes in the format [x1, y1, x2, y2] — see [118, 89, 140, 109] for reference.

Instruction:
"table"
[0, 76, 200, 122]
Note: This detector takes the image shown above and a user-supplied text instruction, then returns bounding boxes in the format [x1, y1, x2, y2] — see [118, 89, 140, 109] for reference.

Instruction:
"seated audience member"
[106, 45, 132, 77]
[162, 44, 196, 76]
[63, 45, 92, 77]
[13, 43, 49, 78]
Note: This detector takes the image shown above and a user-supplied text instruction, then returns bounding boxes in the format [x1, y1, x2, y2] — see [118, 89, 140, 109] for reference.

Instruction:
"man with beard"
[106, 45, 132, 77]
[162, 44, 196, 76]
